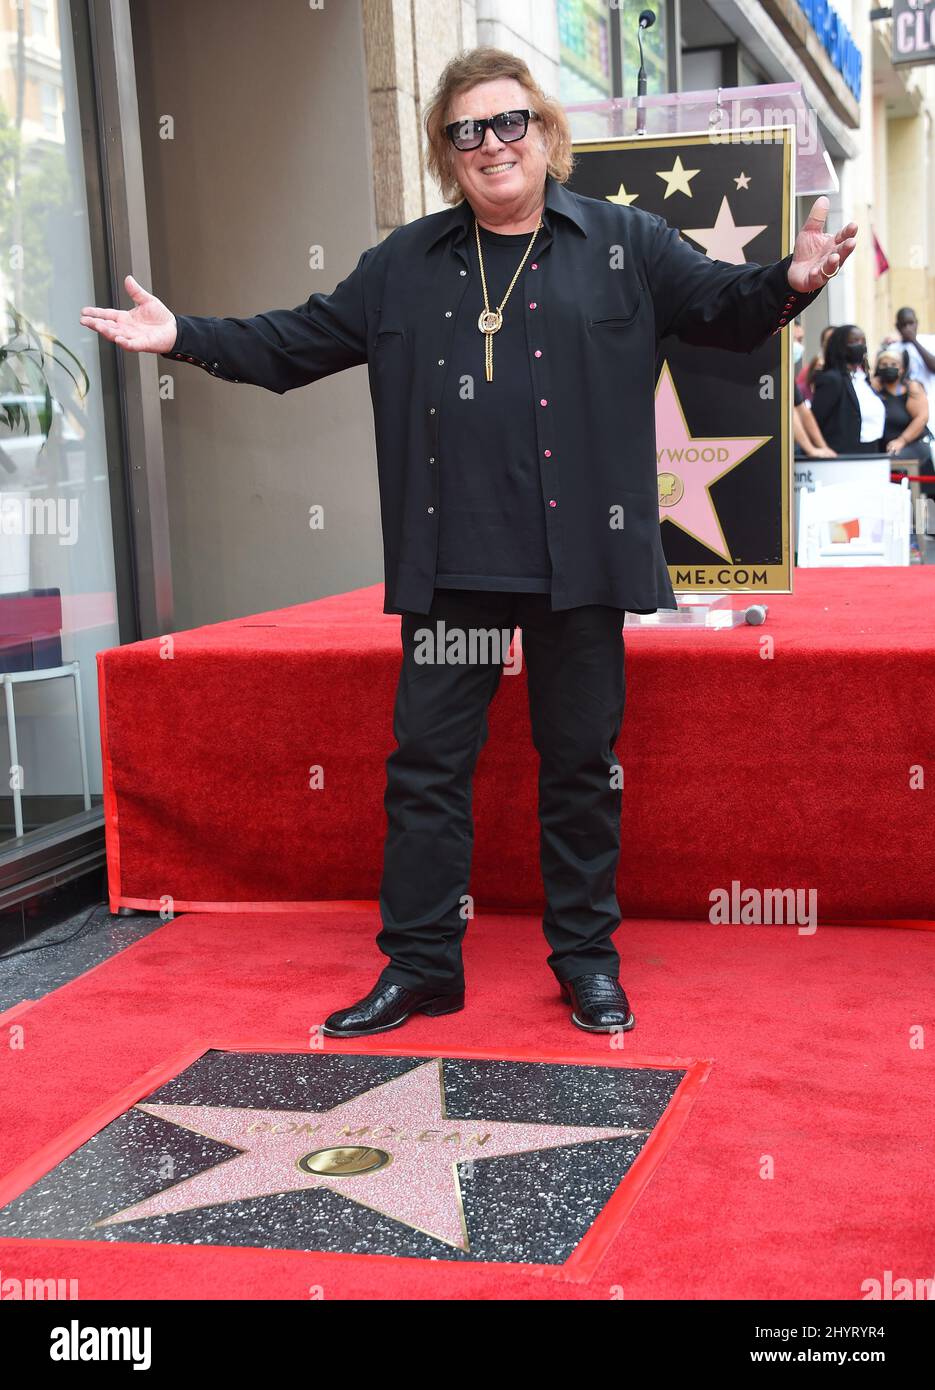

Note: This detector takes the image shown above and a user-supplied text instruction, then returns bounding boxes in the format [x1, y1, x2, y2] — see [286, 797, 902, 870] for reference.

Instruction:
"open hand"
[788, 197, 858, 295]
[80, 274, 177, 354]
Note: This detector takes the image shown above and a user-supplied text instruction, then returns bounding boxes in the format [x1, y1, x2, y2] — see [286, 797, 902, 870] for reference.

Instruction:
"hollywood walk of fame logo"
[657, 472, 685, 508]
[654, 361, 771, 561]
[0, 1052, 691, 1266]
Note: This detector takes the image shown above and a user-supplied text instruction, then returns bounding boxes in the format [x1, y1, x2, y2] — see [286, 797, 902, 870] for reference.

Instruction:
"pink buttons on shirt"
[544, 449, 552, 458]
[529, 302, 537, 310]
[531, 263, 538, 270]
[534, 350, 542, 358]
[540, 398, 548, 407]
[549, 499, 557, 507]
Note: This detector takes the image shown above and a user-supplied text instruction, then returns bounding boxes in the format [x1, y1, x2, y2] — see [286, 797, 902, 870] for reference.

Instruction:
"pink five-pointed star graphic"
[683, 195, 766, 265]
[94, 1060, 648, 1251]
[655, 362, 771, 559]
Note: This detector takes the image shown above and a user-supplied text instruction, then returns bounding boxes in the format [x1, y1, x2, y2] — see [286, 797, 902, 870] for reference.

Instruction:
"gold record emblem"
[477, 308, 503, 334]
[657, 472, 685, 507]
[297, 1145, 392, 1177]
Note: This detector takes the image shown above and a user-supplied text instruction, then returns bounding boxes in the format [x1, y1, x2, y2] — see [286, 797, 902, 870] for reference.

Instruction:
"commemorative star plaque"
[569, 125, 801, 604]
[0, 1048, 706, 1273]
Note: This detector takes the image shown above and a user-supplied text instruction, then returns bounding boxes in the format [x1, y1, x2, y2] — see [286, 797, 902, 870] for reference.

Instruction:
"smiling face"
[446, 77, 549, 228]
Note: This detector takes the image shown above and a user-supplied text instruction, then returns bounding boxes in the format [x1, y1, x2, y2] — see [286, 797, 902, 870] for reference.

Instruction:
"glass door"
[0, 0, 125, 849]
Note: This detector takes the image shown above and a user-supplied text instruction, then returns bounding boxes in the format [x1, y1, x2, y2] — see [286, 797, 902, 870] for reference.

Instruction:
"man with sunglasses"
[81, 50, 857, 1038]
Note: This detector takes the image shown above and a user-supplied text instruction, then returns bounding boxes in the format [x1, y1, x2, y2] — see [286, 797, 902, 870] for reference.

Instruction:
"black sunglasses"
[445, 109, 540, 152]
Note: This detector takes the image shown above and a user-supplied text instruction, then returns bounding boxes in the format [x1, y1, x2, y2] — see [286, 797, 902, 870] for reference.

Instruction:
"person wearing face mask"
[792, 321, 805, 372]
[873, 347, 934, 498]
[811, 324, 885, 454]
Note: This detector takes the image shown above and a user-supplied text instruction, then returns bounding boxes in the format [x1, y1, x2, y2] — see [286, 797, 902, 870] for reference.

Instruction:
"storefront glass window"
[558, 1, 671, 109]
[557, 0, 614, 103]
[0, 1, 119, 843]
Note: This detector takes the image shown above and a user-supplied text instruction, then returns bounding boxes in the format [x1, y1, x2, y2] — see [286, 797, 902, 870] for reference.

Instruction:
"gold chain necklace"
[475, 215, 542, 382]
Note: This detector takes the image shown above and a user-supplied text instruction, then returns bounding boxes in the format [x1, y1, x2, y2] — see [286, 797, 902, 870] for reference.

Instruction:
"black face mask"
[845, 343, 866, 365]
[877, 366, 900, 383]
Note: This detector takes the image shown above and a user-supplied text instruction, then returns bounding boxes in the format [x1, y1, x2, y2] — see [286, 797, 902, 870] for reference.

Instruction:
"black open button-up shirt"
[162, 174, 818, 616]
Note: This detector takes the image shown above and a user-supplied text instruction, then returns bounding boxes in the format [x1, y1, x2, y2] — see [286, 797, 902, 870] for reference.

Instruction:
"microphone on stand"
[636, 8, 655, 136]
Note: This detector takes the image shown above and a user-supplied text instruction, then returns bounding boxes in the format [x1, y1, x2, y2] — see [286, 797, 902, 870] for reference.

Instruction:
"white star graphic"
[606, 182, 639, 206]
[655, 155, 700, 199]
[683, 196, 767, 265]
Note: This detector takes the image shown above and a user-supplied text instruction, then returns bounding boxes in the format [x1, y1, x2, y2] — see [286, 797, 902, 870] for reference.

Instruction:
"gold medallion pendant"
[475, 215, 541, 381]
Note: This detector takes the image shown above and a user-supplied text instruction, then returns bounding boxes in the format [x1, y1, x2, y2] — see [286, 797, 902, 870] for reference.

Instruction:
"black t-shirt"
[435, 224, 552, 592]
[881, 385, 912, 444]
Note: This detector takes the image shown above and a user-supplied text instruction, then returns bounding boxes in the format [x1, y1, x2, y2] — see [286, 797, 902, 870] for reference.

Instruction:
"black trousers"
[375, 589, 627, 993]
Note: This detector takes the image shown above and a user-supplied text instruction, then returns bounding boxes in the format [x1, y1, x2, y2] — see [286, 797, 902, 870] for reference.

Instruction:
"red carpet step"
[97, 569, 935, 921]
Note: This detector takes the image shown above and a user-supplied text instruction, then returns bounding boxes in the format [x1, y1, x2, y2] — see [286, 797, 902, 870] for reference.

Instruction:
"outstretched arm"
[81, 253, 371, 395]
[80, 275, 178, 354]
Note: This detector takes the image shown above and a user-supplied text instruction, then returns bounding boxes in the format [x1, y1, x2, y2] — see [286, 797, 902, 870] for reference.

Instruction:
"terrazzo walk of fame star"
[0, 1051, 690, 1265]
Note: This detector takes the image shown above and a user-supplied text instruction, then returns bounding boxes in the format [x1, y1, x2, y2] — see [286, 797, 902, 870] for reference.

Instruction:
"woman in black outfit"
[874, 346, 934, 497]
[811, 324, 885, 454]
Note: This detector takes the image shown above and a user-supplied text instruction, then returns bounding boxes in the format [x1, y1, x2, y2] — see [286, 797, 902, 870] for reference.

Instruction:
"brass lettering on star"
[243, 1119, 493, 1146]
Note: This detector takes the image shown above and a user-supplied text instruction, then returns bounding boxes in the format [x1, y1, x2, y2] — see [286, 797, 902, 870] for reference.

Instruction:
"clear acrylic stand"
[564, 81, 836, 195]
[625, 594, 770, 628]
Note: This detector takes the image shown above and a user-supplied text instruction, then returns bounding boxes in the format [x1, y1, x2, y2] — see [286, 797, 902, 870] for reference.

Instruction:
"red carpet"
[97, 568, 935, 922]
[1, 907, 932, 1299]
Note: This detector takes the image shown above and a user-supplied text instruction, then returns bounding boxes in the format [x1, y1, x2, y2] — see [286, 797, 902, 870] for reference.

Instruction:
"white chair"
[1, 589, 91, 840]
[797, 477, 911, 567]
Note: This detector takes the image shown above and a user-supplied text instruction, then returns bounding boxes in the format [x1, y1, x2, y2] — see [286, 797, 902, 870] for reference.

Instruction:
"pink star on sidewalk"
[95, 1060, 647, 1251]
